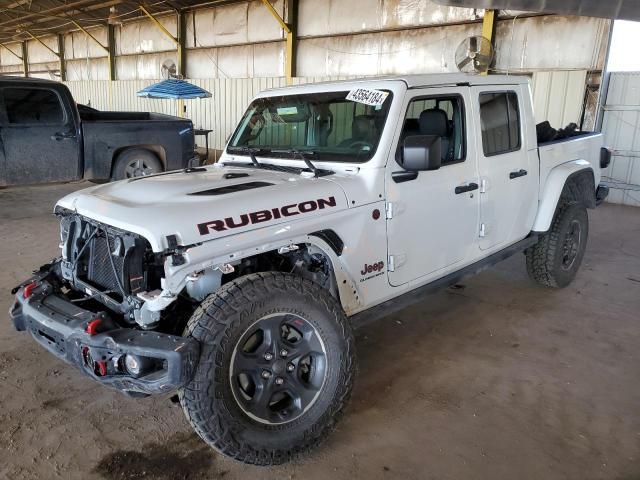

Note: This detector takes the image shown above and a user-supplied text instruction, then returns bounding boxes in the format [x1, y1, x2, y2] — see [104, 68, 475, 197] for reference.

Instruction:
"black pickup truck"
[0, 77, 196, 186]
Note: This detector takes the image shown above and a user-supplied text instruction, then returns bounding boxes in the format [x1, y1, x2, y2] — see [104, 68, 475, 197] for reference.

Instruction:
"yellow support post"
[260, 0, 295, 84]
[480, 9, 496, 76]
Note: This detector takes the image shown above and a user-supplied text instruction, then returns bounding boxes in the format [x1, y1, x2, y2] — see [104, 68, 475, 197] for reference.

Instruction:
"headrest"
[419, 109, 449, 137]
[352, 115, 376, 140]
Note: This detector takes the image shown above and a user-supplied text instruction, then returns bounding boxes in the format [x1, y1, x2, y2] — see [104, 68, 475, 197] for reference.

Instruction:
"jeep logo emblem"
[361, 261, 384, 276]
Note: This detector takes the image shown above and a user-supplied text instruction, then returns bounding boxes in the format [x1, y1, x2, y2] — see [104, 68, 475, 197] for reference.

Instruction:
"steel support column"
[481, 9, 497, 76]
[177, 10, 186, 78]
[21, 41, 28, 77]
[57, 34, 66, 81]
[107, 24, 116, 81]
[260, 0, 296, 84]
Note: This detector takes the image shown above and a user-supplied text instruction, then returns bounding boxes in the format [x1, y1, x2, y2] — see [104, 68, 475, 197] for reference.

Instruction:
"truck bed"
[538, 131, 603, 192]
[79, 110, 181, 122]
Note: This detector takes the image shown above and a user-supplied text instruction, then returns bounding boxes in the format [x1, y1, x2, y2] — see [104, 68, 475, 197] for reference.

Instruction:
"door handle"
[51, 132, 75, 141]
[455, 182, 479, 194]
[509, 169, 528, 179]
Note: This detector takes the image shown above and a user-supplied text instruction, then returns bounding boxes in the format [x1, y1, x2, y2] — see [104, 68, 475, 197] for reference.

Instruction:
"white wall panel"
[65, 27, 108, 59]
[189, 1, 284, 48]
[0, 43, 23, 66]
[530, 70, 587, 127]
[26, 36, 59, 63]
[494, 16, 608, 72]
[66, 58, 110, 81]
[116, 52, 177, 80]
[601, 72, 640, 207]
[116, 15, 177, 55]
[298, 0, 479, 37]
[298, 23, 482, 76]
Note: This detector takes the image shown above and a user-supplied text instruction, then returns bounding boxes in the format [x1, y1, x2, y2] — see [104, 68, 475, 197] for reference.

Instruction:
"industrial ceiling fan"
[455, 35, 494, 74]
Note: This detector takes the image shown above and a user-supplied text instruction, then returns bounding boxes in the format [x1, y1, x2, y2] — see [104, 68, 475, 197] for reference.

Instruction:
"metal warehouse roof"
[0, 0, 243, 43]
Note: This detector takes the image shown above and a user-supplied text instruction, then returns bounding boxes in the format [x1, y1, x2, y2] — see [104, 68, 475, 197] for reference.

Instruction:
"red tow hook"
[23, 281, 38, 299]
[85, 319, 103, 336]
[96, 361, 108, 377]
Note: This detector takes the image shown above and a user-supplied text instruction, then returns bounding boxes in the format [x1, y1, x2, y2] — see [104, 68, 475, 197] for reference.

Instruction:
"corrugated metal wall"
[64, 70, 586, 153]
[601, 72, 640, 207]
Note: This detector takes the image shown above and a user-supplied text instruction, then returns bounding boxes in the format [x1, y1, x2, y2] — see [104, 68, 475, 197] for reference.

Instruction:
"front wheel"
[179, 272, 356, 465]
[526, 203, 589, 288]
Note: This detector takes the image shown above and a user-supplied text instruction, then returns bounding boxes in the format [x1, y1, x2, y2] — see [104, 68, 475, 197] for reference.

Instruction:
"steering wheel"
[347, 140, 373, 150]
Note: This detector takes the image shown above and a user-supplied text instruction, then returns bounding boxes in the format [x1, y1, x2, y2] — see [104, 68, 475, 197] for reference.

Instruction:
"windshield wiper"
[271, 149, 319, 177]
[227, 146, 267, 167]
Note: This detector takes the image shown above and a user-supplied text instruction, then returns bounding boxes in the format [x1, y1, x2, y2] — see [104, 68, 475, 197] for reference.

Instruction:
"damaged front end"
[8, 210, 200, 396]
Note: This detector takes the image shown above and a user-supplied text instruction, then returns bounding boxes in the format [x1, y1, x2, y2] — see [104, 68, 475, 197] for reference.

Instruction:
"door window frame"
[395, 93, 467, 167]
[0, 86, 68, 127]
[478, 90, 522, 157]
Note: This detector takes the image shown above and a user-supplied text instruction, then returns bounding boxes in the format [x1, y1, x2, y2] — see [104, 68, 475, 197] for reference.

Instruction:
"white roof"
[262, 73, 530, 97]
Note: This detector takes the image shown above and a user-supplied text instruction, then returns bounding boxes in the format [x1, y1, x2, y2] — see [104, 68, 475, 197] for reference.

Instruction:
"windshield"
[228, 90, 392, 163]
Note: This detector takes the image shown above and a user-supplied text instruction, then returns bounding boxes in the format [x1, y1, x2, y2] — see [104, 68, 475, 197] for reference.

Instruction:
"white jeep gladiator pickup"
[10, 74, 610, 465]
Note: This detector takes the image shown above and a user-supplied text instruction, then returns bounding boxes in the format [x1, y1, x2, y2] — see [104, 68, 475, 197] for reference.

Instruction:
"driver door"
[385, 87, 480, 287]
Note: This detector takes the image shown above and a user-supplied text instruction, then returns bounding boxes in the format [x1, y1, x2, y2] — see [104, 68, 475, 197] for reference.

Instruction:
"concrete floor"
[0, 182, 638, 480]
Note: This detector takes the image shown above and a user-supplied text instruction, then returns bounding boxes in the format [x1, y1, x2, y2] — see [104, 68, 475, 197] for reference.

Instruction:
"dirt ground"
[0, 182, 638, 480]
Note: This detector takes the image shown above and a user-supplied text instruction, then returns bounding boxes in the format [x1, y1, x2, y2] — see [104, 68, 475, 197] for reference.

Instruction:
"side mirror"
[401, 135, 442, 171]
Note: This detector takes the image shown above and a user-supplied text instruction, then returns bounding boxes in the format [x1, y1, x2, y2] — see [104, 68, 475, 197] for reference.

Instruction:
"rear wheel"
[111, 148, 162, 180]
[179, 272, 355, 465]
[526, 203, 589, 288]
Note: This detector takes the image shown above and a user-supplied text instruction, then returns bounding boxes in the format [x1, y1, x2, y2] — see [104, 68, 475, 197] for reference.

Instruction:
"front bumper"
[9, 276, 199, 396]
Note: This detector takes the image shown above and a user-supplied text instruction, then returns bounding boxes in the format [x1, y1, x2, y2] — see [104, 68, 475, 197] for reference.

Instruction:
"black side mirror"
[401, 135, 442, 171]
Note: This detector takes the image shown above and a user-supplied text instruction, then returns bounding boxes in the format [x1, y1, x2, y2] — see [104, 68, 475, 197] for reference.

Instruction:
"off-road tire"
[111, 148, 162, 180]
[179, 272, 356, 465]
[526, 203, 589, 288]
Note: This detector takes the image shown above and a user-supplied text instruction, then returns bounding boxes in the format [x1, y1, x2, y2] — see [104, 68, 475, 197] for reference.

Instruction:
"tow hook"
[81, 346, 109, 377]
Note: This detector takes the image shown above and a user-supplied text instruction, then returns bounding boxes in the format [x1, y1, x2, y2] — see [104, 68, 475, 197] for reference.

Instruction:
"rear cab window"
[2, 87, 65, 125]
[479, 91, 521, 156]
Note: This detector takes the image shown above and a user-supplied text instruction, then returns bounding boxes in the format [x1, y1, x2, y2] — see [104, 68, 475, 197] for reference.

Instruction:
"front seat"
[339, 115, 377, 147]
[418, 109, 451, 162]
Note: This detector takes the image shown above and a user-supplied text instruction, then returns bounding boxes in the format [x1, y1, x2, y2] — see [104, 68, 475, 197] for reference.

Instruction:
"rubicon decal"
[197, 196, 337, 235]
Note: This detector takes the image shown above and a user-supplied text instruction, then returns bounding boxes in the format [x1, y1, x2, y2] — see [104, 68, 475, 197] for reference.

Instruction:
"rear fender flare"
[532, 160, 595, 232]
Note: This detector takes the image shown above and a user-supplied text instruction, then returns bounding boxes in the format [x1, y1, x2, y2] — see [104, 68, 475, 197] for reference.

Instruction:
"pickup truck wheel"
[179, 272, 355, 465]
[112, 149, 162, 180]
[526, 203, 589, 288]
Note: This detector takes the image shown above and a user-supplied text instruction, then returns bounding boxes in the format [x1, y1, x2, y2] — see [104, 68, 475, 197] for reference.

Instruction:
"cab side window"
[479, 91, 521, 156]
[398, 96, 465, 165]
[2, 88, 64, 125]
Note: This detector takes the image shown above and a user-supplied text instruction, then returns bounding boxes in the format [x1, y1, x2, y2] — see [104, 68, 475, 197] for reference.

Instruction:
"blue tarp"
[136, 79, 212, 99]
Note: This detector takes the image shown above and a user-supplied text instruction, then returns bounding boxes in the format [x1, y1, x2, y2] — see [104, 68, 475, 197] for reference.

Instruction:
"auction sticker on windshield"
[346, 88, 389, 107]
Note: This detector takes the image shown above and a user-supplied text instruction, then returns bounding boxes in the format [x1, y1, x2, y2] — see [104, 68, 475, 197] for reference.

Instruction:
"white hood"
[56, 165, 350, 251]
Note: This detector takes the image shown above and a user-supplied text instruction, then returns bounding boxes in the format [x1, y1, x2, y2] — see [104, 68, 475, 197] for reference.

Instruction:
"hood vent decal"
[189, 181, 273, 196]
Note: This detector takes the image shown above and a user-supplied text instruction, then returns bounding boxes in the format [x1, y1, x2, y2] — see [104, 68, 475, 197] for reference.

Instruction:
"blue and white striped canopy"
[136, 79, 212, 99]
